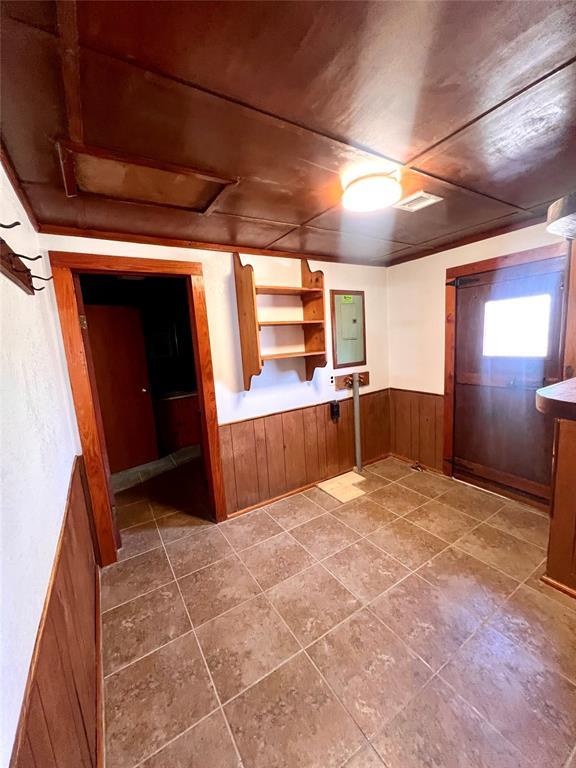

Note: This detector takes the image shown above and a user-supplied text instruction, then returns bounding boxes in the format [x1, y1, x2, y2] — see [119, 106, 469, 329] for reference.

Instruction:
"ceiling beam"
[57, 0, 83, 144]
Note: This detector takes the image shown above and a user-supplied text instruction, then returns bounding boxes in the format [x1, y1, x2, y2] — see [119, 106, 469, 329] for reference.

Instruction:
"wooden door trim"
[443, 241, 569, 481]
[445, 241, 567, 280]
[50, 251, 226, 566]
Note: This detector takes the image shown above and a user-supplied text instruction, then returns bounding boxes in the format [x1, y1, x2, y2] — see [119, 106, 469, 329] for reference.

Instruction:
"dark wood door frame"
[50, 251, 226, 566]
[443, 241, 570, 498]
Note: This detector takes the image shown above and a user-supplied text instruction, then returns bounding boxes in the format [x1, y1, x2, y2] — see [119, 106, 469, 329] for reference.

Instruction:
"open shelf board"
[258, 319, 324, 327]
[255, 285, 323, 295]
[234, 253, 327, 390]
[262, 350, 327, 360]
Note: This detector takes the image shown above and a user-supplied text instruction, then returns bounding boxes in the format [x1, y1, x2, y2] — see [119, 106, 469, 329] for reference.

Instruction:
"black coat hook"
[31, 274, 53, 292]
[16, 253, 42, 262]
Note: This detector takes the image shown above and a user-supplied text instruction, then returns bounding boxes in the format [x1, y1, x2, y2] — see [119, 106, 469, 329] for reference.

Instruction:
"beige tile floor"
[102, 457, 576, 768]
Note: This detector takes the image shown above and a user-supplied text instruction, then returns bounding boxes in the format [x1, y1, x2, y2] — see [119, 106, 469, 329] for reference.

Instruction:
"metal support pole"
[352, 372, 362, 472]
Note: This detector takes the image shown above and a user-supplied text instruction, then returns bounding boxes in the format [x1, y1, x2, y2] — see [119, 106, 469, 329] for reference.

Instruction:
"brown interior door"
[85, 304, 159, 473]
[453, 257, 567, 502]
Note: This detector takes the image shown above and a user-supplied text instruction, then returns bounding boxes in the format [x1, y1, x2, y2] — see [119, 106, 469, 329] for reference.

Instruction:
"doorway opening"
[444, 243, 569, 508]
[79, 273, 210, 523]
[51, 252, 226, 566]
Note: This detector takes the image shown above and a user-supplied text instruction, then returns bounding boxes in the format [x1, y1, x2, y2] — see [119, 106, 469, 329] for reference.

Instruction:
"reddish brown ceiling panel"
[1, 0, 58, 34]
[77, 0, 576, 162]
[270, 226, 408, 264]
[416, 64, 576, 209]
[308, 170, 521, 245]
[79, 49, 381, 225]
[213, 177, 342, 225]
[0, 18, 66, 184]
[22, 182, 296, 246]
[386, 210, 545, 266]
[1, 2, 574, 265]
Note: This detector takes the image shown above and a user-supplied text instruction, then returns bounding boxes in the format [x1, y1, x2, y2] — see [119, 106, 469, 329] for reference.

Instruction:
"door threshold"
[111, 445, 201, 492]
[452, 469, 550, 513]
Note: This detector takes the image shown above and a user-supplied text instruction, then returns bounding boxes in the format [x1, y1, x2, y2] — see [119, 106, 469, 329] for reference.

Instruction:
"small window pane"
[482, 294, 551, 357]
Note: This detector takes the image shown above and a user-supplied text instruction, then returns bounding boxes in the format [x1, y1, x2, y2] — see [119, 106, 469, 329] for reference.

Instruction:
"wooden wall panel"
[220, 390, 390, 514]
[303, 409, 321, 483]
[10, 457, 99, 768]
[229, 421, 260, 509]
[282, 410, 307, 489]
[264, 414, 287, 498]
[219, 388, 445, 515]
[218, 424, 237, 515]
[390, 388, 444, 471]
[337, 399, 355, 472]
[253, 419, 270, 500]
[361, 389, 389, 462]
[314, 404, 329, 481]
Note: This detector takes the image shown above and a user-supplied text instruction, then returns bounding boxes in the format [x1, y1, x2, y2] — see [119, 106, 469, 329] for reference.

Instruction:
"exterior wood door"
[85, 304, 159, 472]
[453, 256, 567, 502]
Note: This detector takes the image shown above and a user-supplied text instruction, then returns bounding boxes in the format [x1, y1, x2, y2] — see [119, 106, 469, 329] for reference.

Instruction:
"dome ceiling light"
[341, 173, 403, 213]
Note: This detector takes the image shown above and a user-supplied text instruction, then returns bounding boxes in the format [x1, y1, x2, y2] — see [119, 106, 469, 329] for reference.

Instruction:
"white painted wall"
[39, 234, 390, 422]
[386, 223, 564, 394]
[0, 172, 80, 765]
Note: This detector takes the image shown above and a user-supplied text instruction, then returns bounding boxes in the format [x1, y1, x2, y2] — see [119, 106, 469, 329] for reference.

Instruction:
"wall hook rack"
[0, 222, 52, 295]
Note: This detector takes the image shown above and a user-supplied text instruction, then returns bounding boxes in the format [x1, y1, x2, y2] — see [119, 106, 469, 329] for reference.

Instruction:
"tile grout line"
[262, 588, 379, 760]
[130, 704, 223, 768]
[251, 502, 441, 673]
[105, 468, 566, 768]
[434, 676, 540, 768]
[101, 577, 177, 615]
[102, 628, 196, 680]
[101, 481, 521, 622]
[114, 467, 536, 580]
[484, 577, 576, 689]
[154, 518, 247, 768]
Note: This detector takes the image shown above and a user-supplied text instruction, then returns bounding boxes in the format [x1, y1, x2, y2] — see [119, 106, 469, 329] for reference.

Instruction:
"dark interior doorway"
[451, 254, 568, 504]
[79, 273, 210, 518]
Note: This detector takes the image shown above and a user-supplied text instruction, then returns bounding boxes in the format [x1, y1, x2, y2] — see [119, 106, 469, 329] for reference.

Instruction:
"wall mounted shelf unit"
[234, 253, 327, 389]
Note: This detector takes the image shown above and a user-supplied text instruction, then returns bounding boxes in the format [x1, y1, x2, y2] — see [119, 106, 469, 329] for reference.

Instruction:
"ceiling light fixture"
[342, 173, 402, 212]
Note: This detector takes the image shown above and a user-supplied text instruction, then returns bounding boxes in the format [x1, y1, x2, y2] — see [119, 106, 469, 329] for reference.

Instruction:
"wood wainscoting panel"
[10, 457, 99, 768]
[390, 388, 444, 472]
[219, 390, 390, 514]
[229, 420, 260, 510]
[282, 409, 308, 490]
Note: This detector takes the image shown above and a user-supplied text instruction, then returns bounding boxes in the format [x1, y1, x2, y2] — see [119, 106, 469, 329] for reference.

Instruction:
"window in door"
[482, 293, 552, 358]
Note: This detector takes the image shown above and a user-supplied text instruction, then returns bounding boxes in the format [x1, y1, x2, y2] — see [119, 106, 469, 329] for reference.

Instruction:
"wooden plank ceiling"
[1, 0, 575, 265]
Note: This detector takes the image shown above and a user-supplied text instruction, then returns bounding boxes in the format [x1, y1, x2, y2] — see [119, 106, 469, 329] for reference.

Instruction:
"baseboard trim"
[541, 575, 576, 602]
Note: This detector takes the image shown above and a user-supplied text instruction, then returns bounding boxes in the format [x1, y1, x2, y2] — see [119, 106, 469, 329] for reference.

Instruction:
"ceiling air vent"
[393, 190, 443, 212]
